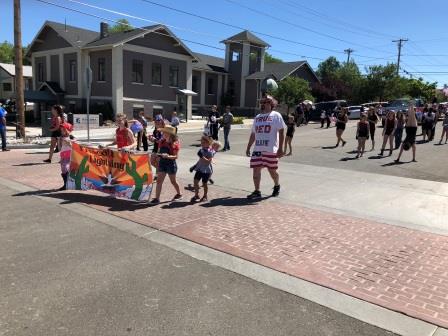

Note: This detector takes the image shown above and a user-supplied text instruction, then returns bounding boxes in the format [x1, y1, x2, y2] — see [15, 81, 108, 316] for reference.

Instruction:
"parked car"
[347, 106, 362, 119]
[384, 98, 425, 123]
[361, 102, 388, 111]
[311, 100, 348, 121]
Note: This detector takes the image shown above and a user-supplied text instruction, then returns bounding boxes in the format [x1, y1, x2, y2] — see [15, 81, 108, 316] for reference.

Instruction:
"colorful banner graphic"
[67, 143, 153, 201]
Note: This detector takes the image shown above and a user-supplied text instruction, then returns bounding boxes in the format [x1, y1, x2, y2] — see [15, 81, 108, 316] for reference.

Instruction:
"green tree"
[265, 52, 283, 64]
[0, 41, 31, 65]
[274, 77, 313, 113]
[109, 19, 132, 33]
[407, 78, 437, 101]
[316, 56, 341, 82]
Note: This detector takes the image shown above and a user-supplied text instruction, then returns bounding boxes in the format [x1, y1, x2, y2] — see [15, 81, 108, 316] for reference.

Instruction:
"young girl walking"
[335, 108, 348, 147]
[284, 114, 295, 156]
[58, 121, 74, 190]
[191, 135, 215, 202]
[439, 112, 448, 144]
[105, 113, 136, 151]
[150, 125, 182, 204]
[379, 111, 397, 156]
[355, 114, 370, 158]
[367, 107, 379, 150]
[44, 105, 63, 163]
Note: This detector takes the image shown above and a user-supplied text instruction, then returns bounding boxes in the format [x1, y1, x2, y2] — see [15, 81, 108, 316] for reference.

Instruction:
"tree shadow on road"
[200, 196, 268, 208]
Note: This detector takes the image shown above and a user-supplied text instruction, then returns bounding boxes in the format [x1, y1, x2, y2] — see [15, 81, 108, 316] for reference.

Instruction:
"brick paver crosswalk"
[1, 150, 447, 328]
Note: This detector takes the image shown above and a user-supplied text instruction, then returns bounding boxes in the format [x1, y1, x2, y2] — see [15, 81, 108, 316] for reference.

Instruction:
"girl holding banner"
[105, 113, 137, 151]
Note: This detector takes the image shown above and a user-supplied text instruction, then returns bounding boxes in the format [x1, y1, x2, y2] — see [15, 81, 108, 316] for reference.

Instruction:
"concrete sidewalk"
[0, 149, 447, 333]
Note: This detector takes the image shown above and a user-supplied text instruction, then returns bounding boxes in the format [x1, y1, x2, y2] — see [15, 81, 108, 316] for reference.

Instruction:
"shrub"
[232, 116, 244, 125]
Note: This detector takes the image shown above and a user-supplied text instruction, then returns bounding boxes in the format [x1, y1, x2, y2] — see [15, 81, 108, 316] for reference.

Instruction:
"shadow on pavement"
[321, 146, 338, 150]
[200, 196, 268, 207]
[161, 201, 191, 209]
[340, 157, 358, 161]
[433, 143, 445, 146]
[24, 152, 48, 154]
[12, 189, 60, 197]
[13, 162, 51, 167]
[33, 192, 152, 212]
[368, 155, 385, 160]
[382, 161, 409, 167]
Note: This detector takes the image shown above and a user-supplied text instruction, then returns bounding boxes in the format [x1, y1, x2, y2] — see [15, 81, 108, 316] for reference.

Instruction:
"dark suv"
[311, 100, 348, 120]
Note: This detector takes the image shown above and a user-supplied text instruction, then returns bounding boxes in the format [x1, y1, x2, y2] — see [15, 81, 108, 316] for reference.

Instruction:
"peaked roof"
[192, 53, 226, 73]
[38, 81, 65, 95]
[0, 63, 32, 77]
[85, 25, 160, 48]
[43, 21, 98, 48]
[221, 30, 270, 47]
[246, 61, 314, 80]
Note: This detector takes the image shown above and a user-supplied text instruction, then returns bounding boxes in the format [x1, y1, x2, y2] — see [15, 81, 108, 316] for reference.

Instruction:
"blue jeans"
[0, 128, 6, 150]
[223, 127, 230, 150]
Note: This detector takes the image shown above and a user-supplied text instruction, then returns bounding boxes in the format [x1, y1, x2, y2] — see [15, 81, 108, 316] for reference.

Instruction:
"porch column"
[112, 45, 124, 116]
[186, 59, 193, 120]
[200, 70, 206, 106]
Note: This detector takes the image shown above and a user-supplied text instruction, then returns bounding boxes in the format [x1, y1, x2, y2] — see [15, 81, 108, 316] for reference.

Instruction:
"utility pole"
[344, 48, 354, 63]
[14, 0, 26, 139]
[392, 38, 408, 76]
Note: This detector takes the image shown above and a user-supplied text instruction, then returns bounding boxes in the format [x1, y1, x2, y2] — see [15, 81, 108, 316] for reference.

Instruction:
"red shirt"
[116, 128, 130, 149]
[158, 139, 180, 156]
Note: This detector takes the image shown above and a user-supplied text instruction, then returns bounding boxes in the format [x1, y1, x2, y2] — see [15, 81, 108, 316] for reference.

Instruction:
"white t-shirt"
[251, 111, 286, 153]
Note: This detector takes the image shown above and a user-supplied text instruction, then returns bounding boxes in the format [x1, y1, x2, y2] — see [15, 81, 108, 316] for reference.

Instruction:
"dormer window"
[232, 51, 241, 62]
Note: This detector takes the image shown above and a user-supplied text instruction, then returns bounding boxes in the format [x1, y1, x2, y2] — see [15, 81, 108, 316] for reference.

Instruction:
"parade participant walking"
[136, 111, 148, 151]
[422, 108, 435, 142]
[367, 107, 379, 150]
[58, 121, 74, 191]
[170, 111, 180, 133]
[105, 113, 136, 151]
[395, 111, 406, 149]
[355, 114, 370, 158]
[191, 135, 215, 202]
[0, 103, 9, 152]
[207, 105, 220, 140]
[379, 111, 397, 156]
[246, 95, 286, 199]
[439, 112, 448, 144]
[335, 108, 348, 147]
[396, 103, 418, 163]
[320, 110, 326, 128]
[151, 125, 182, 204]
[149, 115, 165, 174]
[284, 114, 295, 156]
[44, 105, 63, 163]
[221, 105, 233, 151]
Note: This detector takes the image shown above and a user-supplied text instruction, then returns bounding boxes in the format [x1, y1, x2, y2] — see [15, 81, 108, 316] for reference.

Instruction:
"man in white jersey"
[246, 95, 286, 199]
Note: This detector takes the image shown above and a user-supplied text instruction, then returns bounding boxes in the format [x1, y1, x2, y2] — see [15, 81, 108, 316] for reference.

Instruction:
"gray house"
[27, 21, 319, 119]
[0, 63, 33, 101]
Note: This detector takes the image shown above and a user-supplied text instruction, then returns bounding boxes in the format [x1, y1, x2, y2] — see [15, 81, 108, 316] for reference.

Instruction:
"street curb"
[0, 177, 447, 336]
[5, 125, 252, 149]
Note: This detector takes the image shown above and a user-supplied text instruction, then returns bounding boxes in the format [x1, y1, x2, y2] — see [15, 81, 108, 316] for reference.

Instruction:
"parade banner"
[67, 143, 153, 201]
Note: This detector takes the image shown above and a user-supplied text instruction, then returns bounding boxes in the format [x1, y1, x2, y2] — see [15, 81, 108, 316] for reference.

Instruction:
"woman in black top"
[284, 114, 295, 156]
[335, 108, 348, 147]
[396, 104, 418, 163]
[355, 114, 370, 158]
[207, 105, 220, 140]
[379, 111, 397, 156]
[367, 107, 379, 151]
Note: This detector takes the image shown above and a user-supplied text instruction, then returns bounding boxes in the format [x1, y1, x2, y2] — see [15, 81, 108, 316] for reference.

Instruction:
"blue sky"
[2, 0, 448, 87]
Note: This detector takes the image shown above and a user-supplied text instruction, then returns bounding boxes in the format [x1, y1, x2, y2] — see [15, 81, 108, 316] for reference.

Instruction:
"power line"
[223, 0, 391, 54]
[279, 0, 397, 40]
[139, 0, 395, 60]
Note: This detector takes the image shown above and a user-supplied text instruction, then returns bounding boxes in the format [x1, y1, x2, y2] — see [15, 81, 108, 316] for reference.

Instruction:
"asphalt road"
[0, 183, 397, 336]
[178, 121, 448, 183]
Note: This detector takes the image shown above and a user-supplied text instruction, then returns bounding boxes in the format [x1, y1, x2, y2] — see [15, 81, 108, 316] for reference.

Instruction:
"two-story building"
[0, 63, 33, 101]
[27, 21, 319, 120]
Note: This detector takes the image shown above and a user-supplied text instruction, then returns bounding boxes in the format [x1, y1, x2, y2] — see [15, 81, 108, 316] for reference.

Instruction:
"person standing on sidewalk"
[44, 105, 63, 163]
[0, 104, 9, 152]
[221, 105, 233, 151]
[170, 111, 180, 133]
[207, 105, 220, 140]
[246, 95, 286, 199]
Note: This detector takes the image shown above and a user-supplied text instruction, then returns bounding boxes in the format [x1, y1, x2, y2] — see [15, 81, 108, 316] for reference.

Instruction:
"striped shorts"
[250, 151, 279, 170]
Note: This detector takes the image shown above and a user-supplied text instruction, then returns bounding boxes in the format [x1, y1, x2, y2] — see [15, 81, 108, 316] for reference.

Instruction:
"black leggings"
[369, 123, 376, 141]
